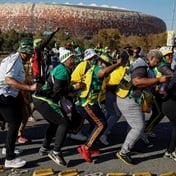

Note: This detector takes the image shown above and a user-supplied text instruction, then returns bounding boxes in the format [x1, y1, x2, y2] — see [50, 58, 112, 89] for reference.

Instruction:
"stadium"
[0, 3, 166, 38]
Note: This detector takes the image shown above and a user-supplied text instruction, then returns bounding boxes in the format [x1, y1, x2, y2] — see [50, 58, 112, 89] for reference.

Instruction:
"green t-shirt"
[51, 63, 71, 82]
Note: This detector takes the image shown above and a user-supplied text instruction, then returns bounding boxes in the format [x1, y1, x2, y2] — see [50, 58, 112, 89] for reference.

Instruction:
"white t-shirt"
[0, 52, 25, 97]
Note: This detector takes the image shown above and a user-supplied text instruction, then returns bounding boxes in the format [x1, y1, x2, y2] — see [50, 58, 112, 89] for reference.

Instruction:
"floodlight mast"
[171, 0, 176, 30]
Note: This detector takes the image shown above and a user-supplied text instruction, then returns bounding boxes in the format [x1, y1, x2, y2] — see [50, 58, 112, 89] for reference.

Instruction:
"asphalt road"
[0, 111, 176, 176]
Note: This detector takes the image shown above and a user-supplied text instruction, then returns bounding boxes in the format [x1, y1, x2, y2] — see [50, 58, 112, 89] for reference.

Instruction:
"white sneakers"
[67, 132, 87, 141]
[5, 157, 26, 168]
[2, 147, 26, 168]
[163, 151, 176, 161]
[2, 147, 23, 155]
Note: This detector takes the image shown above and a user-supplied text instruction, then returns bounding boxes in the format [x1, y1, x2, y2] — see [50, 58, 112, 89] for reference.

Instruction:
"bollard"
[58, 168, 79, 176]
[32, 168, 54, 176]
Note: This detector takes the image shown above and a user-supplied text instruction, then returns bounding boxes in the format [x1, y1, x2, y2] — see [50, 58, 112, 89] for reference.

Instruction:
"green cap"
[33, 38, 42, 47]
[18, 39, 33, 55]
[100, 52, 112, 64]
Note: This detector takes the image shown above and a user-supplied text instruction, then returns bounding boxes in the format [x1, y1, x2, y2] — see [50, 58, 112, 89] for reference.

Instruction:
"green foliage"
[84, 39, 95, 49]
[0, 29, 168, 54]
[33, 31, 44, 39]
[0, 35, 4, 50]
[120, 32, 167, 52]
[1, 29, 19, 51]
[93, 28, 121, 51]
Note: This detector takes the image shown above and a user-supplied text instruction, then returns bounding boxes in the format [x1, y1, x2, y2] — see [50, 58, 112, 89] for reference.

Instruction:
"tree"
[93, 28, 121, 50]
[0, 30, 4, 51]
[3, 29, 19, 51]
[120, 32, 167, 52]
[54, 29, 71, 46]
[0, 28, 168, 54]
[147, 32, 167, 49]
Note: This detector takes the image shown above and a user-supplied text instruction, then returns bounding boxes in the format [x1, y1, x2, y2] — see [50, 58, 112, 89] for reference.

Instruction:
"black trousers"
[33, 98, 69, 152]
[162, 98, 176, 153]
[0, 94, 23, 160]
[144, 93, 165, 133]
[76, 104, 107, 148]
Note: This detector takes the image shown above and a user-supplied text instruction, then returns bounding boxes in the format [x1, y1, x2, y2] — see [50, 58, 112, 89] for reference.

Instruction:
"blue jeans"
[103, 91, 121, 135]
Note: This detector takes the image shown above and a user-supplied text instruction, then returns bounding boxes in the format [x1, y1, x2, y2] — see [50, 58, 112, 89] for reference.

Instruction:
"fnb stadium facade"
[0, 3, 166, 37]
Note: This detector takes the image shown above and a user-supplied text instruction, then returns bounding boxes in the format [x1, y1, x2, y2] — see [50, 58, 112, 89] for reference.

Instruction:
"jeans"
[103, 91, 121, 135]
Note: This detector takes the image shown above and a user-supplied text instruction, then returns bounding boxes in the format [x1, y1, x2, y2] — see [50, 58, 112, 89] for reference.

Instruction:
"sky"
[1, 0, 176, 32]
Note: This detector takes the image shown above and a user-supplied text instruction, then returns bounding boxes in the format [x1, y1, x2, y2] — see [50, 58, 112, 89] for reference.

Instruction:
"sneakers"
[147, 132, 157, 138]
[17, 136, 29, 144]
[163, 151, 176, 161]
[99, 135, 109, 145]
[4, 157, 26, 168]
[28, 116, 36, 123]
[141, 132, 156, 144]
[116, 152, 134, 165]
[141, 133, 154, 148]
[68, 133, 87, 141]
[141, 133, 150, 144]
[39, 146, 50, 156]
[2, 147, 23, 155]
[89, 148, 101, 155]
[48, 151, 67, 166]
[77, 145, 92, 163]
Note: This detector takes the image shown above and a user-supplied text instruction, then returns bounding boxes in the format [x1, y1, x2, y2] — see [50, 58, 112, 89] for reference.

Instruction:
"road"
[0, 111, 176, 176]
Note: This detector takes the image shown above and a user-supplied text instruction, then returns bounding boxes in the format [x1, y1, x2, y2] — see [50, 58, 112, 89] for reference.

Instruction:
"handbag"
[60, 96, 73, 115]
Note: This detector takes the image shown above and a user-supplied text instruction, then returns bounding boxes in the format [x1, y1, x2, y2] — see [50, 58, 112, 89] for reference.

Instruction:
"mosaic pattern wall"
[0, 3, 166, 37]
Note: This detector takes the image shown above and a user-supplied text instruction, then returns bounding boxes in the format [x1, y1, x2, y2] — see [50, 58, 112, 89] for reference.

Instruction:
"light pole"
[171, 0, 176, 30]
[31, 3, 35, 34]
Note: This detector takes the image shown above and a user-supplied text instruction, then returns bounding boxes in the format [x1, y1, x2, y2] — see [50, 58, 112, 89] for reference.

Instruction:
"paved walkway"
[0, 111, 176, 176]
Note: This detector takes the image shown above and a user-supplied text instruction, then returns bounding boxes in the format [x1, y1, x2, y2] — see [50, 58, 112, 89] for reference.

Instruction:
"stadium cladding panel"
[0, 3, 166, 38]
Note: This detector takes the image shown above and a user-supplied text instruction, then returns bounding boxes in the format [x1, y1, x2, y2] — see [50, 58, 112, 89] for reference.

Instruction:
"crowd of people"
[1, 27, 176, 168]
